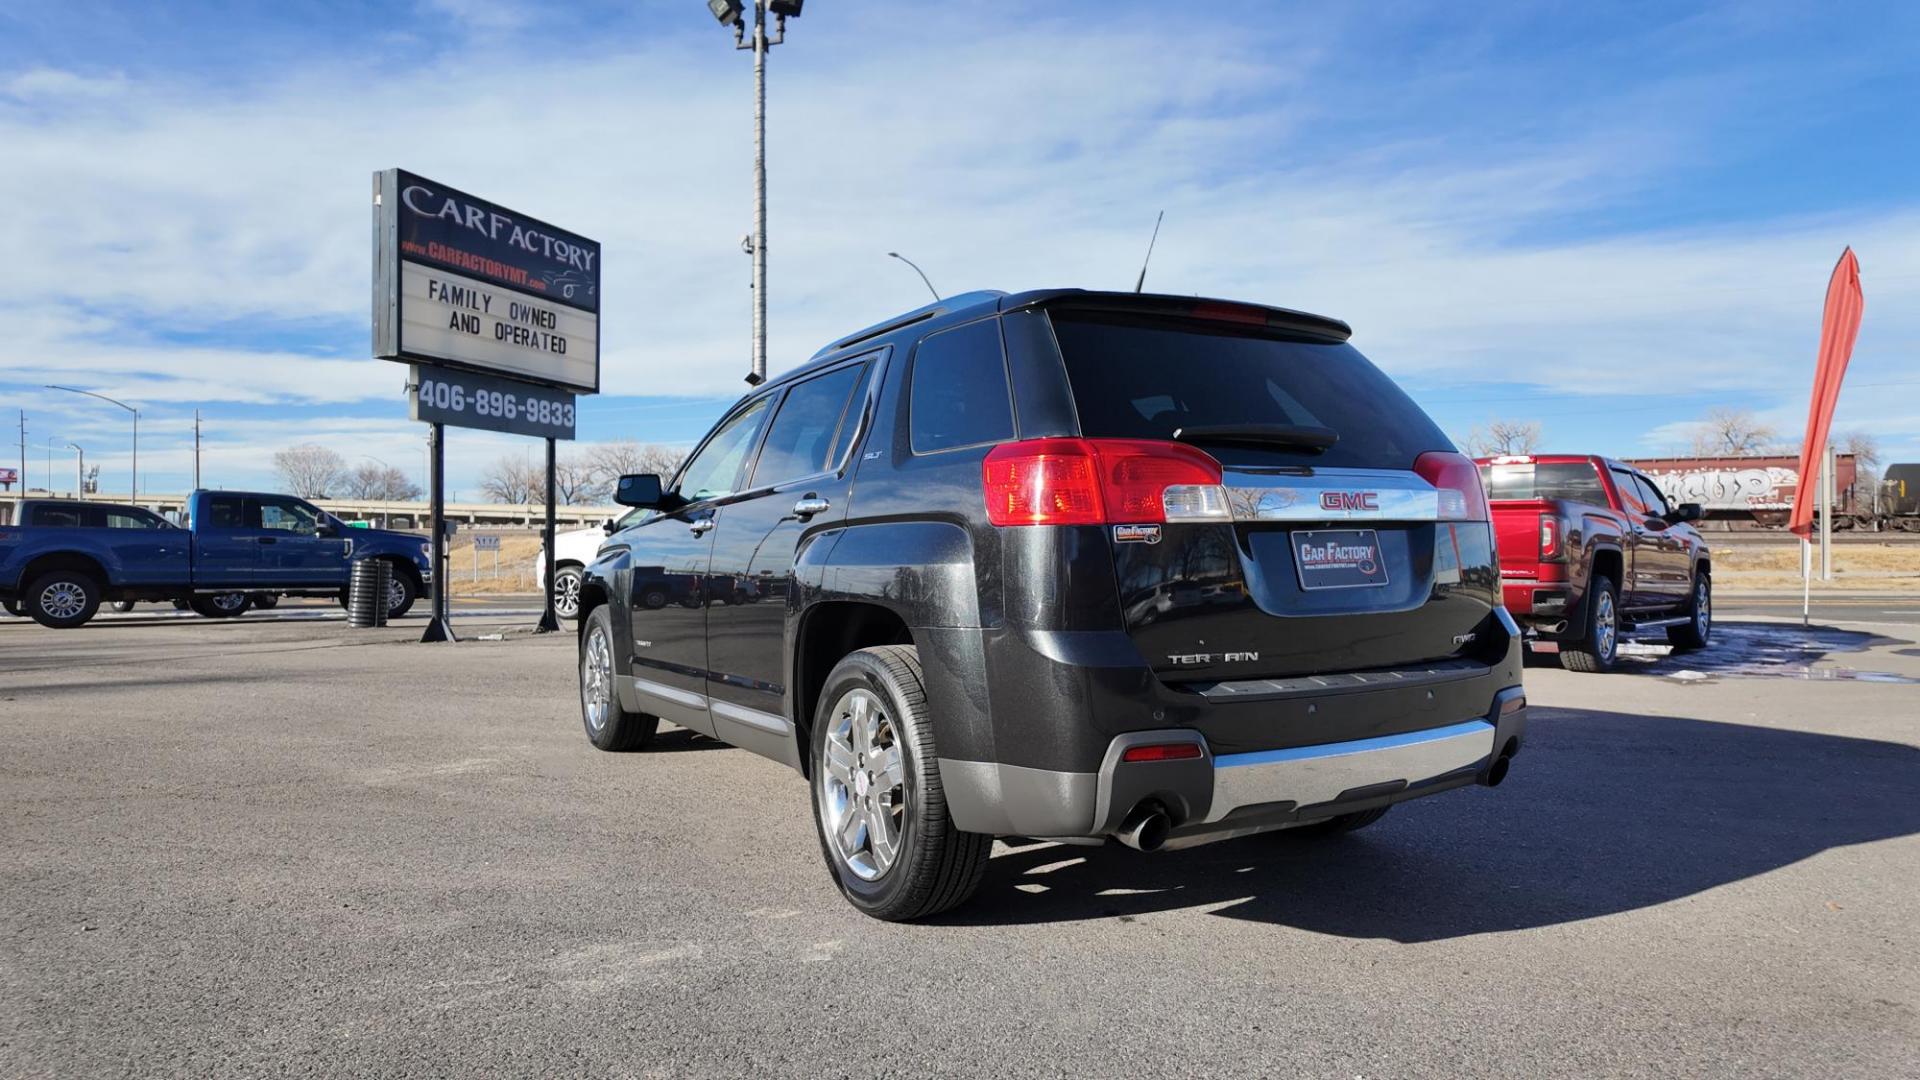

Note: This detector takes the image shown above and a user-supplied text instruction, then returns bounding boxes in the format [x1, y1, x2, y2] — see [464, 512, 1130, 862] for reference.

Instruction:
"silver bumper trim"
[1206, 718, 1496, 823]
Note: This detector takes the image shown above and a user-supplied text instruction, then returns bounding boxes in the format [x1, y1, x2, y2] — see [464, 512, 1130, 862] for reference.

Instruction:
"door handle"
[792, 496, 831, 518]
[258, 536, 278, 545]
[689, 519, 715, 536]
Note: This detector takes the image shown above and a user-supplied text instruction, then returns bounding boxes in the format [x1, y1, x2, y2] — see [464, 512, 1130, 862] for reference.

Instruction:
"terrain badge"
[1113, 524, 1161, 545]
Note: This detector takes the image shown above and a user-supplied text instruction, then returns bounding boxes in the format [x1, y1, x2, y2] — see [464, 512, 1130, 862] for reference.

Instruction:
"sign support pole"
[537, 436, 561, 633]
[421, 422, 457, 642]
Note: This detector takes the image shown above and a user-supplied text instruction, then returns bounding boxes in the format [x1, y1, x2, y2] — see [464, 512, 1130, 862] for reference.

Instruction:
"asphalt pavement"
[2, 603, 1916, 1077]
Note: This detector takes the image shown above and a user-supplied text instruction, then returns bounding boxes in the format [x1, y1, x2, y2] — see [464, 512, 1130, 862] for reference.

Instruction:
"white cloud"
[4, 6, 1919, 492]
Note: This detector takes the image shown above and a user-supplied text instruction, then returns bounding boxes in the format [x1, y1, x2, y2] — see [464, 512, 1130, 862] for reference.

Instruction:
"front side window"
[751, 363, 869, 488]
[1610, 469, 1651, 516]
[1632, 475, 1672, 518]
[675, 396, 774, 504]
[910, 319, 1013, 454]
[257, 497, 320, 533]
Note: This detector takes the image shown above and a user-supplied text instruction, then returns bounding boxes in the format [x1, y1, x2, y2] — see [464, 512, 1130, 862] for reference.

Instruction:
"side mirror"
[601, 516, 616, 533]
[316, 521, 339, 538]
[1674, 502, 1703, 523]
[615, 474, 666, 508]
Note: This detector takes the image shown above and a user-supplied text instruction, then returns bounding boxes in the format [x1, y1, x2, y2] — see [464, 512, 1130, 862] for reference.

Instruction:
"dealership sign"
[374, 169, 600, 394]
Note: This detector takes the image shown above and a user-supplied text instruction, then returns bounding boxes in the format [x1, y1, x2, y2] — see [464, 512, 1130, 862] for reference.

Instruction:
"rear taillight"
[1540, 514, 1563, 559]
[982, 438, 1229, 526]
[1414, 451, 1490, 521]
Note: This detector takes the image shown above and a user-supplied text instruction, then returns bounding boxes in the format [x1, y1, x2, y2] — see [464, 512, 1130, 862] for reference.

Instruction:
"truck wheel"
[1560, 574, 1619, 673]
[552, 565, 584, 619]
[1668, 573, 1711, 653]
[579, 605, 659, 751]
[191, 592, 251, 618]
[810, 645, 991, 922]
[250, 593, 279, 610]
[383, 568, 418, 619]
[26, 570, 102, 629]
[112, 600, 138, 613]
[2, 600, 21, 617]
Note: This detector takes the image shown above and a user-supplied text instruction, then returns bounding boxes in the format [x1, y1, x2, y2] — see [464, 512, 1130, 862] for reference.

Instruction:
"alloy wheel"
[554, 571, 582, 618]
[819, 688, 907, 881]
[1695, 580, 1710, 639]
[386, 576, 407, 614]
[581, 625, 613, 734]
[1595, 590, 1617, 661]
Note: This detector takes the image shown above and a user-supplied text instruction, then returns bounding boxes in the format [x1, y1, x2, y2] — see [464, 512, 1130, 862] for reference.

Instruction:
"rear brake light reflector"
[1121, 742, 1204, 763]
[983, 439, 1227, 526]
[1414, 451, 1490, 522]
[1540, 514, 1563, 559]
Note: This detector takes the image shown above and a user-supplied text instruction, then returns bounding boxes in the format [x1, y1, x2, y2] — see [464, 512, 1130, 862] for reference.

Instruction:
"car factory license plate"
[1293, 529, 1389, 590]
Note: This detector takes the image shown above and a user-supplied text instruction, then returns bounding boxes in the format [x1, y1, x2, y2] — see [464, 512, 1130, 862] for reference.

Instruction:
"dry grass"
[443, 533, 546, 595]
[1711, 540, 1920, 592]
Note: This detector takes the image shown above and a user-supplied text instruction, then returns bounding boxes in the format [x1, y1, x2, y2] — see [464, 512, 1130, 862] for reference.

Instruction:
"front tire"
[552, 565, 584, 619]
[1668, 573, 1711, 652]
[579, 606, 659, 751]
[383, 567, 418, 620]
[1561, 574, 1620, 673]
[810, 645, 990, 922]
[26, 570, 101, 628]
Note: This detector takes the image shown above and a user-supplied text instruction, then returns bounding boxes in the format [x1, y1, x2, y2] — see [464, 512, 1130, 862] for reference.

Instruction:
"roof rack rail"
[811, 290, 1008, 359]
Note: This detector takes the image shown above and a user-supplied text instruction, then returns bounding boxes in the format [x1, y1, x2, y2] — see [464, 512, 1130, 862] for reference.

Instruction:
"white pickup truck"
[536, 507, 647, 619]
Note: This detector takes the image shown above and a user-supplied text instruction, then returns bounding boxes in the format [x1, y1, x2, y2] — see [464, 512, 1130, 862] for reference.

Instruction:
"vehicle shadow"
[1614, 620, 1914, 681]
[646, 726, 734, 754]
[941, 707, 1920, 939]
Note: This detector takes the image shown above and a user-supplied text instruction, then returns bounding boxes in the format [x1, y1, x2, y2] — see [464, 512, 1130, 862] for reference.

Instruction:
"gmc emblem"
[1320, 491, 1379, 511]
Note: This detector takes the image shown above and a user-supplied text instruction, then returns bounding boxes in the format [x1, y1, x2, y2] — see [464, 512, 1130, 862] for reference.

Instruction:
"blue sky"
[3, 0, 1917, 500]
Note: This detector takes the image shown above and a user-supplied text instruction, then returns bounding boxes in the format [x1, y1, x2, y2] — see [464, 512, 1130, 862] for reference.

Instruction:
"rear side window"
[205, 496, 250, 528]
[750, 363, 868, 487]
[1049, 312, 1450, 470]
[910, 319, 1013, 454]
[1481, 461, 1608, 502]
[104, 509, 165, 529]
[28, 505, 84, 527]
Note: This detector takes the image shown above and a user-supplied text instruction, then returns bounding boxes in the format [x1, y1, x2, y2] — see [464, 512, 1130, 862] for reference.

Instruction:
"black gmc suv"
[577, 289, 1527, 921]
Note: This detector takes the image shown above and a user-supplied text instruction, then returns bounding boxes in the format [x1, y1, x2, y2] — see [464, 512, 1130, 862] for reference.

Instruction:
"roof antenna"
[1132, 210, 1164, 293]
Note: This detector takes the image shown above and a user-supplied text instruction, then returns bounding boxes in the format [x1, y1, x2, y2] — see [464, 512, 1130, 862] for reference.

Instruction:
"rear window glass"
[1048, 312, 1449, 470]
[910, 319, 1014, 454]
[1481, 462, 1607, 502]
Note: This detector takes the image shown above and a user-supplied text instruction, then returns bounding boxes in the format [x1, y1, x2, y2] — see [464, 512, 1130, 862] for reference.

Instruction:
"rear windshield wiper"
[1171, 424, 1339, 453]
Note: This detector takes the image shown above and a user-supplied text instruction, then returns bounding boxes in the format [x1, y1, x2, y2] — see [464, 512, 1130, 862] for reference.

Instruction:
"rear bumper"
[939, 685, 1525, 843]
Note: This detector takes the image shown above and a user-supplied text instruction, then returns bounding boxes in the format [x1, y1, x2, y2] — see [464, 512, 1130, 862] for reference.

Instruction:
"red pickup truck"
[1476, 455, 1712, 672]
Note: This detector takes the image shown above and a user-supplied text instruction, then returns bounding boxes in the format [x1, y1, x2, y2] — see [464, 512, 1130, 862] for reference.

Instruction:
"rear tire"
[1667, 573, 1710, 652]
[1560, 574, 1619, 673]
[26, 570, 102, 628]
[579, 606, 659, 751]
[112, 600, 138, 613]
[809, 645, 990, 922]
[250, 593, 280, 610]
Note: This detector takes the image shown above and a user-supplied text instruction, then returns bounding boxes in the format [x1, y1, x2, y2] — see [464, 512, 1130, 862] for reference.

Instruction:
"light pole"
[46, 385, 138, 500]
[888, 252, 940, 302]
[65, 443, 84, 499]
[707, 0, 808, 386]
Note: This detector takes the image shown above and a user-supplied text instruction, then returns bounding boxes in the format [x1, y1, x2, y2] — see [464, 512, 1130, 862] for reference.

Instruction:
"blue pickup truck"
[1, 491, 432, 628]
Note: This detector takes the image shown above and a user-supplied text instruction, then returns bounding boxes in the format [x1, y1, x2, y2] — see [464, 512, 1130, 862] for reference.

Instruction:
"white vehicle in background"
[536, 508, 646, 619]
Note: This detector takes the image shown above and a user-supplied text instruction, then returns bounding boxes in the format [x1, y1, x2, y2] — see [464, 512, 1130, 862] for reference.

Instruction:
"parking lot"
[4, 599, 1917, 1078]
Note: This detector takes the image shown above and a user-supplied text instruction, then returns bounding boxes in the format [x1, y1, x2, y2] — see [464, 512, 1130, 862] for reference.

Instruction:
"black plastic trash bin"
[348, 559, 393, 628]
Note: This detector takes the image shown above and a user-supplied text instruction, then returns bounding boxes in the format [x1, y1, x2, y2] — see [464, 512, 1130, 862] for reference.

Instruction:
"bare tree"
[1463, 418, 1542, 457]
[478, 455, 543, 504]
[272, 444, 346, 498]
[340, 462, 422, 501]
[580, 441, 688, 503]
[1688, 408, 1778, 457]
[553, 453, 595, 505]
[1838, 431, 1883, 510]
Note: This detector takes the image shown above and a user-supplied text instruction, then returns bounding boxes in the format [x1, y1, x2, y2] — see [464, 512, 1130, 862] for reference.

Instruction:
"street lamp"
[46, 385, 138, 500]
[65, 443, 85, 499]
[888, 252, 940, 302]
[705, 0, 809, 386]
